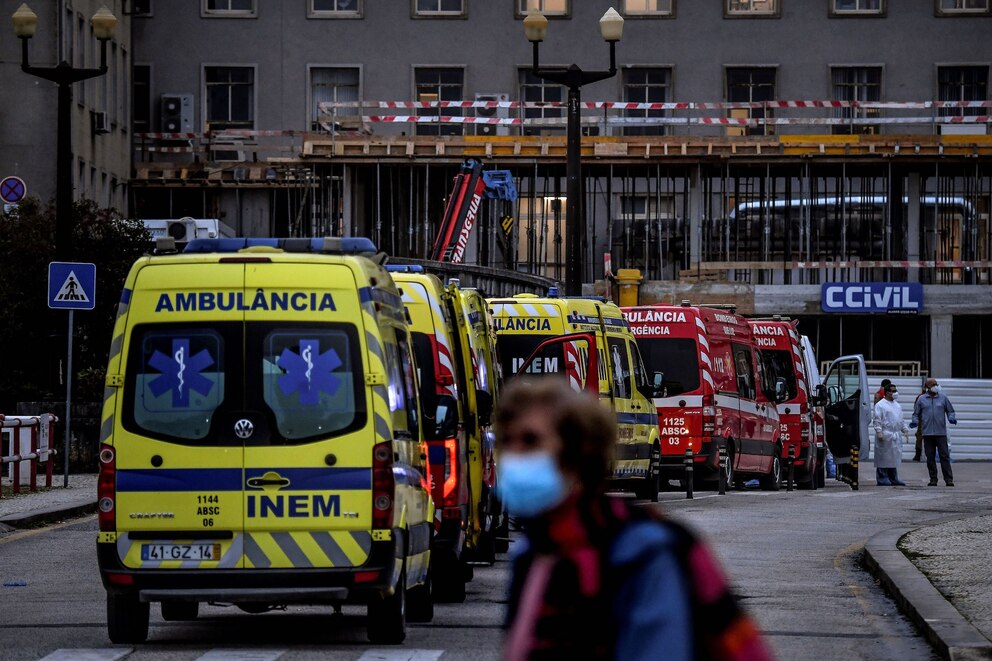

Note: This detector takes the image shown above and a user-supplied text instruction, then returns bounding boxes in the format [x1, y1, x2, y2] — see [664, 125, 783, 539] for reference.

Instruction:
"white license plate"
[141, 543, 220, 561]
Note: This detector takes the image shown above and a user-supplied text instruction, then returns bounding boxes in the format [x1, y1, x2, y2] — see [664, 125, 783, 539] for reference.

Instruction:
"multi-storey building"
[7, 1, 992, 376]
[0, 0, 131, 212]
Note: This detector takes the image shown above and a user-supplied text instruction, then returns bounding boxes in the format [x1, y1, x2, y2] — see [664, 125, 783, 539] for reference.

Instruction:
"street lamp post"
[13, 3, 117, 261]
[524, 7, 623, 296]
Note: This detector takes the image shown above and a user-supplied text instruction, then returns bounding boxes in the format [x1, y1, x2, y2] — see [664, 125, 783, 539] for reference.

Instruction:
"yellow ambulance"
[390, 269, 506, 601]
[488, 292, 663, 500]
[96, 237, 433, 645]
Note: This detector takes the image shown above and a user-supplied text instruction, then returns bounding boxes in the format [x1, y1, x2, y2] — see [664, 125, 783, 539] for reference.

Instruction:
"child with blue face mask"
[495, 377, 773, 661]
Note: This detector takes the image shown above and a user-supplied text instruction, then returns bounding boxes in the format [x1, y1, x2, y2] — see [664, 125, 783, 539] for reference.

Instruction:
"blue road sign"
[0, 176, 26, 204]
[48, 262, 96, 310]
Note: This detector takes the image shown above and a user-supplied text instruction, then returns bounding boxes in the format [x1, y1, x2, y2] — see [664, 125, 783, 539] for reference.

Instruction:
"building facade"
[0, 0, 131, 212]
[13, 0, 992, 375]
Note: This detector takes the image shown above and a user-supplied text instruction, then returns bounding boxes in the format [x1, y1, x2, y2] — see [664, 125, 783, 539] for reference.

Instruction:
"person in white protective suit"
[872, 383, 910, 486]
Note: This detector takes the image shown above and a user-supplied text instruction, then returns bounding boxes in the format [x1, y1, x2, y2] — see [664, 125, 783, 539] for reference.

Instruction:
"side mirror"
[476, 389, 494, 427]
[774, 377, 788, 403]
[812, 383, 828, 407]
[434, 394, 459, 439]
[650, 371, 666, 398]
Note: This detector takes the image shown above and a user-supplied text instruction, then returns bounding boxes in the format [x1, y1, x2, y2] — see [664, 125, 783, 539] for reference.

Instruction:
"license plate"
[141, 543, 221, 561]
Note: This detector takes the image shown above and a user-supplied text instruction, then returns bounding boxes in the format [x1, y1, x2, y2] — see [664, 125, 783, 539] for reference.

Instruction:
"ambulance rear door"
[821, 354, 869, 489]
[242, 261, 373, 570]
[116, 261, 246, 571]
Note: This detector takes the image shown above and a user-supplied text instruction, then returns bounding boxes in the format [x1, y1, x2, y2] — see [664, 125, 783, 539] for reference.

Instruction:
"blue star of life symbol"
[148, 339, 215, 407]
[277, 339, 342, 405]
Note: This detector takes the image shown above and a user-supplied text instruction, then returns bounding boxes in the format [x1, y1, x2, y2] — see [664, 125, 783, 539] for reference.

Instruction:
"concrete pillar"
[930, 314, 953, 377]
[906, 173, 921, 282]
[689, 165, 701, 267]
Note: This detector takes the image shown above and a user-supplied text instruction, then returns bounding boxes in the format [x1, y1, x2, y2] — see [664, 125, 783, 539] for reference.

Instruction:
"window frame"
[515, 0, 570, 18]
[936, 64, 990, 117]
[725, 65, 777, 136]
[621, 0, 675, 17]
[202, 64, 257, 131]
[309, 0, 364, 19]
[935, 0, 991, 15]
[412, 0, 467, 18]
[829, 0, 886, 16]
[308, 64, 363, 132]
[202, 0, 257, 18]
[724, 0, 781, 18]
[413, 65, 466, 137]
[519, 67, 565, 136]
[829, 64, 884, 135]
[621, 65, 673, 136]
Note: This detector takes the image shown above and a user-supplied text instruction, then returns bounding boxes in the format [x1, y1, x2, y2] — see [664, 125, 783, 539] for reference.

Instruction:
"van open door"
[820, 354, 869, 490]
[513, 333, 599, 396]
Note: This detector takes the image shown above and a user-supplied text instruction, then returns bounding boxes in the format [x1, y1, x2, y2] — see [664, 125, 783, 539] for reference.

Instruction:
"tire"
[161, 601, 198, 621]
[814, 451, 826, 489]
[636, 458, 661, 502]
[432, 557, 467, 603]
[367, 564, 407, 644]
[406, 563, 434, 623]
[107, 592, 149, 644]
[760, 450, 782, 491]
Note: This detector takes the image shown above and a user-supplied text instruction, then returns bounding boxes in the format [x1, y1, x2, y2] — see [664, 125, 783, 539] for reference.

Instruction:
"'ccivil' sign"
[821, 282, 923, 314]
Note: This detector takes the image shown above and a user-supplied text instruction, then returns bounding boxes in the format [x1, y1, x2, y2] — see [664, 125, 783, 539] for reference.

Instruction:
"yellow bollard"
[616, 268, 643, 307]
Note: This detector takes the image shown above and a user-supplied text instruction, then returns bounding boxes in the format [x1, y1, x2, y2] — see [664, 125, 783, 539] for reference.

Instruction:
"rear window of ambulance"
[124, 321, 366, 445]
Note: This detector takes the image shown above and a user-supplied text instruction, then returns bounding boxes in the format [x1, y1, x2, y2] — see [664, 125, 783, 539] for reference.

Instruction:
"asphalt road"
[1, 460, 989, 660]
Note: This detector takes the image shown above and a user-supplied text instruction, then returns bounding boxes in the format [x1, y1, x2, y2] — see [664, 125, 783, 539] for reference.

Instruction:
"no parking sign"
[0, 176, 26, 204]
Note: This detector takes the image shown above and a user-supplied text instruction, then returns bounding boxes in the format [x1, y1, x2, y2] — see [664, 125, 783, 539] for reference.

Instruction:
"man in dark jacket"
[911, 378, 957, 486]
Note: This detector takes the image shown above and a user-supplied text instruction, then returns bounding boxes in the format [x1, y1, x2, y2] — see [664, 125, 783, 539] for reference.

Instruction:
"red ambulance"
[749, 318, 827, 489]
[623, 303, 785, 490]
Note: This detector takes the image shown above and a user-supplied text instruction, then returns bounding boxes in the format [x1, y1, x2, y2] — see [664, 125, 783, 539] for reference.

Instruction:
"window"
[936, 0, 990, 14]
[726, 67, 775, 136]
[516, 0, 569, 17]
[310, 0, 362, 17]
[623, 67, 672, 136]
[608, 338, 632, 400]
[831, 66, 882, 134]
[131, 0, 152, 15]
[938, 66, 989, 117]
[637, 338, 700, 397]
[520, 69, 563, 136]
[622, 0, 673, 15]
[203, 0, 256, 16]
[831, 0, 884, 14]
[414, 68, 464, 136]
[132, 65, 151, 133]
[414, 0, 466, 16]
[310, 67, 360, 132]
[205, 66, 255, 130]
[731, 343, 756, 400]
[725, 0, 779, 16]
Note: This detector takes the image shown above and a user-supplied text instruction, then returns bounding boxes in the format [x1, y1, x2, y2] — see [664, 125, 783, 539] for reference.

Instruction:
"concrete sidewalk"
[2, 470, 991, 660]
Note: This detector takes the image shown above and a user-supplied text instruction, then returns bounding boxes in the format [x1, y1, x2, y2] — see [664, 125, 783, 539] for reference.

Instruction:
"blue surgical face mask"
[497, 451, 568, 519]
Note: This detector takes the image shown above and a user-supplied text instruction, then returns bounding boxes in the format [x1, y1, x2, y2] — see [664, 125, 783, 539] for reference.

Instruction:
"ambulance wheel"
[406, 564, 434, 623]
[814, 452, 826, 489]
[636, 471, 661, 502]
[760, 451, 782, 491]
[161, 601, 198, 621]
[107, 592, 149, 644]
[433, 558, 467, 603]
[367, 565, 407, 644]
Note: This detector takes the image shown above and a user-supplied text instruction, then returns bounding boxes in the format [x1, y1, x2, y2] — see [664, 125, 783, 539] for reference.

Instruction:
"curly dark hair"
[495, 376, 616, 490]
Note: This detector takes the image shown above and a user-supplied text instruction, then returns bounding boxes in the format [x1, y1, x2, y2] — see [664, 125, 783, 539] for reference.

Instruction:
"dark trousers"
[923, 435, 953, 483]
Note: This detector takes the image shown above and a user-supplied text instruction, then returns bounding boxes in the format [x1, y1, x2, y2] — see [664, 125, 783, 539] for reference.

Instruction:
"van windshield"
[760, 349, 799, 401]
[125, 322, 366, 445]
[496, 334, 564, 378]
[637, 338, 701, 396]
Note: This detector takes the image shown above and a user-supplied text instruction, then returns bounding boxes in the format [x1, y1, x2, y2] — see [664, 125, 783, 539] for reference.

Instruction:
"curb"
[0, 500, 97, 529]
[864, 523, 992, 661]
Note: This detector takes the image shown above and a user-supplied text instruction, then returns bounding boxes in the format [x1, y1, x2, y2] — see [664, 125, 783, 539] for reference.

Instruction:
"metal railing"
[1, 414, 58, 497]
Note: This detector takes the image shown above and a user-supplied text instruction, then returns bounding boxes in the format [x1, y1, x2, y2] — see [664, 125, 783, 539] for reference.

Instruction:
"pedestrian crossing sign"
[48, 262, 96, 310]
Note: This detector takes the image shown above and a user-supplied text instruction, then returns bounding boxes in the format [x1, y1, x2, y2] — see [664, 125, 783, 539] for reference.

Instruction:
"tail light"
[441, 438, 459, 507]
[702, 394, 715, 434]
[97, 444, 116, 532]
[372, 441, 394, 530]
